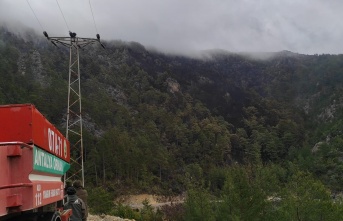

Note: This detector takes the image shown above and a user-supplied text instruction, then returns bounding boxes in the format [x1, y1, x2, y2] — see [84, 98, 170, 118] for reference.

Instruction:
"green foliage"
[216, 167, 269, 221]
[207, 167, 227, 196]
[160, 204, 185, 221]
[111, 200, 164, 221]
[273, 171, 343, 221]
[307, 136, 343, 192]
[111, 203, 140, 220]
[139, 199, 163, 221]
[184, 166, 343, 221]
[184, 187, 215, 221]
[88, 187, 114, 214]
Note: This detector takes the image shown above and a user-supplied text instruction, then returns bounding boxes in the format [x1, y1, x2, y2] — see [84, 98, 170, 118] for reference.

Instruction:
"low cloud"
[1, 0, 342, 55]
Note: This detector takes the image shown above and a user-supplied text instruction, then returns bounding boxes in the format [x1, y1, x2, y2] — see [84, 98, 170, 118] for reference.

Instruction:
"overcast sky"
[0, 0, 342, 55]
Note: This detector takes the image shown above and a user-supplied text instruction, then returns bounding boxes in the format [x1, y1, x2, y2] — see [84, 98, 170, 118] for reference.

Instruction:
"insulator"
[69, 31, 77, 38]
[43, 31, 49, 38]
[96, 34, 100, 40]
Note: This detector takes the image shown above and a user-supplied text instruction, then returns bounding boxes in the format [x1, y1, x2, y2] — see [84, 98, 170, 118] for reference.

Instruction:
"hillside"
[2, 26, 343, 217]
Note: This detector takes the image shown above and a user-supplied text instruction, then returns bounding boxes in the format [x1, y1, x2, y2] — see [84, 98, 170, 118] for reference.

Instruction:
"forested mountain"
[2, 26, 343, 219]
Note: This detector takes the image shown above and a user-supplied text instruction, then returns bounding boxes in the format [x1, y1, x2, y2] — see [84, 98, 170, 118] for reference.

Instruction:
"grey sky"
[0, 0, 342, 55]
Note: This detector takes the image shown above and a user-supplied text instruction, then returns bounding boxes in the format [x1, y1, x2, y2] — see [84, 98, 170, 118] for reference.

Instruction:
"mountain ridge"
[1, 26, 343, 195]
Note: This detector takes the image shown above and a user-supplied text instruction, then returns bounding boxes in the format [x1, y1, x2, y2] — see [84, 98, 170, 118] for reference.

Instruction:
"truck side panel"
[0, 104, 70, 162]
[0, 144, 66, 217]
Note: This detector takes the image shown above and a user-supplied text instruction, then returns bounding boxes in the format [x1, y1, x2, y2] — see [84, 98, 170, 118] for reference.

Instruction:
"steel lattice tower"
[44, 31, 104, 186]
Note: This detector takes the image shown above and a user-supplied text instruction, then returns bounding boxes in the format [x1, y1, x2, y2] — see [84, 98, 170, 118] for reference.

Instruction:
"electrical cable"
[56, 0, 70, 31]
[89, 0, 99, 34]
[26, 0, 44, 31]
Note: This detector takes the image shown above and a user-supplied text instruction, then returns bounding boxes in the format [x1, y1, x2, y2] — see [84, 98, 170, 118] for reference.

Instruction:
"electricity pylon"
[43, 31, 104, 186]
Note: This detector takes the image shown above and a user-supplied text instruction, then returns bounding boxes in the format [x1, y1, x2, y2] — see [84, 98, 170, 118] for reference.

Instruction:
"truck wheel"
[50, 212, 62, 221]
[36, 212, 62, 221]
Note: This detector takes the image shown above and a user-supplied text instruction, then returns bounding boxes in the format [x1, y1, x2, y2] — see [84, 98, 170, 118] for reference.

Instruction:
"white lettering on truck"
[48, 128, 64, 159]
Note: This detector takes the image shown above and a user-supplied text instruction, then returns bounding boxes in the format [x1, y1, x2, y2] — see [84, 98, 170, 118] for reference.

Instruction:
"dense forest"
[2, 26, 343, 220]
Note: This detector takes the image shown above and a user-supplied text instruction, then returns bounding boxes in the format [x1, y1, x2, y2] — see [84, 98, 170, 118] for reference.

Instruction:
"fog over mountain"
[1, 0, 343, 55]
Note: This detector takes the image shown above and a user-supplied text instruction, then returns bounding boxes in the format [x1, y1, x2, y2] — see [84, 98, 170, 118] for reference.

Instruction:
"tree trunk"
[102, 153, 106, 183]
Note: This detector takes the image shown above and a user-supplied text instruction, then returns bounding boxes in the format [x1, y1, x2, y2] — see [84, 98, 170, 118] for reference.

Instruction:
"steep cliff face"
[17, 49, 50, 87]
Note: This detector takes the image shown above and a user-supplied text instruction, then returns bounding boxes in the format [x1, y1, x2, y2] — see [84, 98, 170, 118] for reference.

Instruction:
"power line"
[26, 0, 44, 31]
[89, 0, 99, 34]
[56, 0, 70, 31]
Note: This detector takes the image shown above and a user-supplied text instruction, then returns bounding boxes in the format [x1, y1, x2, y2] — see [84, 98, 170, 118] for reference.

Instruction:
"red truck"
[0, 104, 72, 221]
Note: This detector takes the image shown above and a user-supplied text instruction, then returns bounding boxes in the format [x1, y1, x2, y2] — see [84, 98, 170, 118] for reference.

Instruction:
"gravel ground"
[87, 194, 185, 221]
[87, 214, 135, 221]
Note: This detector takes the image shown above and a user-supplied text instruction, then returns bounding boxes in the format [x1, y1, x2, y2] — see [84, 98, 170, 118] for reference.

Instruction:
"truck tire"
[50, 212, 62, 221]
[36, 212, 62, 221]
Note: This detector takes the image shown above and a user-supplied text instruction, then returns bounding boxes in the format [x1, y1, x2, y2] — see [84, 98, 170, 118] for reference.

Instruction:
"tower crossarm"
[43, 31, 105, 49]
